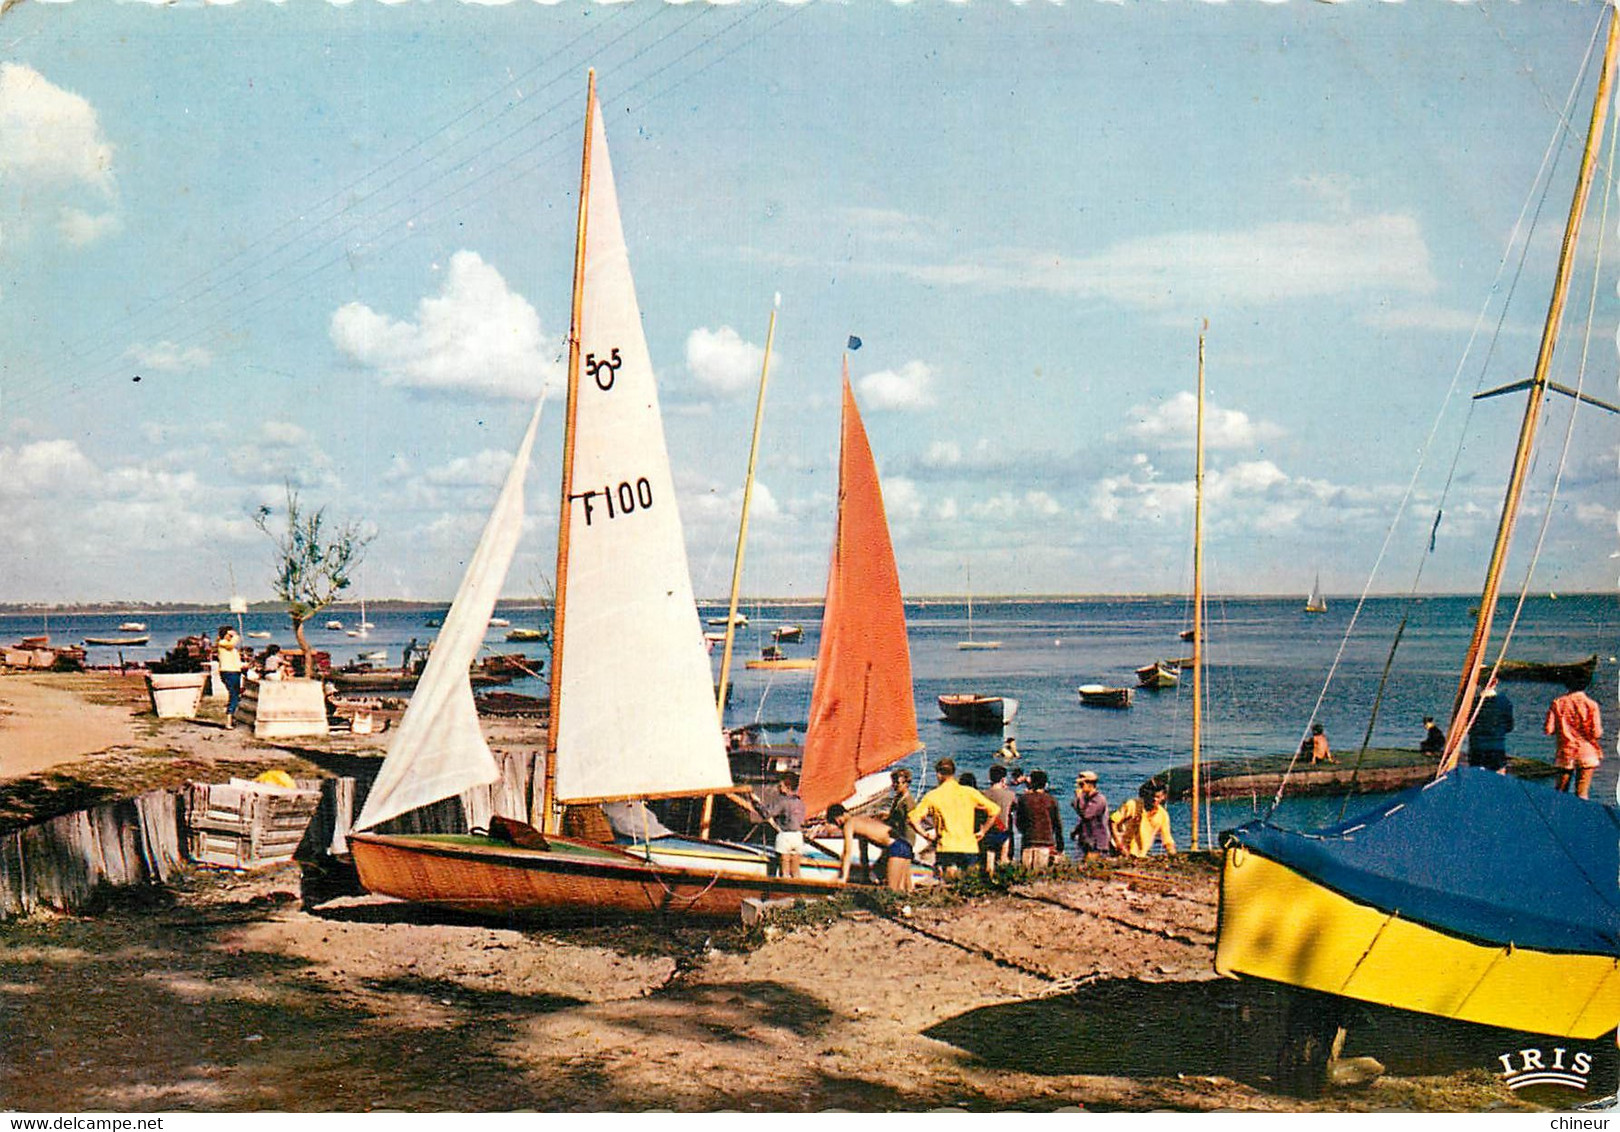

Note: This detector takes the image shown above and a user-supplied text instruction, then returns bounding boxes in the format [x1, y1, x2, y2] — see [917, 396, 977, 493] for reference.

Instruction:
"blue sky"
[1, 0, 1616, 604]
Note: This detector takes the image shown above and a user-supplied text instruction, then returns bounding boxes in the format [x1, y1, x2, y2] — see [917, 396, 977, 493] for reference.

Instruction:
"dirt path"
[0, 672, 148, 781]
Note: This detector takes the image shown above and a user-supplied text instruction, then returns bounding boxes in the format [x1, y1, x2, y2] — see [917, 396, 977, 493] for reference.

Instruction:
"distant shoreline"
[0, 592, 1610, 615]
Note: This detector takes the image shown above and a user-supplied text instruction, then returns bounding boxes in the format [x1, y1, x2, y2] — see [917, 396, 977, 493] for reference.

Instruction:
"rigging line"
[13, 2, 676, 399]
[6, 3, 763, 419]
[1492, 80, 1618, 671]
[1265, 36, 1591, 815]
[1336, 615, 1409, 822]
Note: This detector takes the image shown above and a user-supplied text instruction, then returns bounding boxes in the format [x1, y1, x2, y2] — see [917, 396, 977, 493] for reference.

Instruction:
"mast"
[1439, 7, 1620, 774]
[542, 70, 596, 834]
[703, 295, 780, 837]
[1190, 320, 1206, 852]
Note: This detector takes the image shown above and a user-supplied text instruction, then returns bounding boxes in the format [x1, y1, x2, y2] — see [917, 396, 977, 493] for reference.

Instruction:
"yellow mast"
[1191, 320, 1206, 851]
[542, 70, 597, 834]
[1439, 8, 1620, 774]
[702, 296, 781, 837]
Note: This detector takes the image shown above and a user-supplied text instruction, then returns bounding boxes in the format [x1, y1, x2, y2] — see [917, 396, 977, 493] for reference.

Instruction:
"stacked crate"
[184, 778, 321, 869]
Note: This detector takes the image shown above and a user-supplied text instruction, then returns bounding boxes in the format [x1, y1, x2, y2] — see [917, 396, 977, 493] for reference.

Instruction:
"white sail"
[552, 99, 732, 804]
[355, 400, 544, 831]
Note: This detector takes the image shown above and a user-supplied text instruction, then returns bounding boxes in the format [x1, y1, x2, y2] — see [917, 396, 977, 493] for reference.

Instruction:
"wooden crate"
[185, 779, 322, 869]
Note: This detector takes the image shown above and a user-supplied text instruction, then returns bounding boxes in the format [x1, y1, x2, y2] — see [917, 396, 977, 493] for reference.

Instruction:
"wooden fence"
[0, 749, 547, 919]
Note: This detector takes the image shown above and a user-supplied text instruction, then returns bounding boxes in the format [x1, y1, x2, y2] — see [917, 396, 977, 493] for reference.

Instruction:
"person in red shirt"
[1546, 677, 1604, 800]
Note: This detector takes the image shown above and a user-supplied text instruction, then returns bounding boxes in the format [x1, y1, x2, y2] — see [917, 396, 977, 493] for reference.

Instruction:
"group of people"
[1310, 671, 1603, 801]
[1456, 675, 1604, 800]
[808, 754, 1181, 892]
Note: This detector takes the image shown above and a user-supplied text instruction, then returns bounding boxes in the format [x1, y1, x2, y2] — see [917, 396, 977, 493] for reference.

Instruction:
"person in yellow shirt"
[908, 757, 1001, 879]
[216, 626, 244, 730]
[1111, 780, 1176, 857]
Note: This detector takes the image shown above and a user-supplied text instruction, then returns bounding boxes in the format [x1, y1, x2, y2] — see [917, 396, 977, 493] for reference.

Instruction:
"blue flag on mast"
[847, 335, 862, 351]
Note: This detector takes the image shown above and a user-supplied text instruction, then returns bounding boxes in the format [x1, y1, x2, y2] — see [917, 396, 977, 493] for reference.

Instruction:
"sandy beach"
[0, 671, 1584, 1112]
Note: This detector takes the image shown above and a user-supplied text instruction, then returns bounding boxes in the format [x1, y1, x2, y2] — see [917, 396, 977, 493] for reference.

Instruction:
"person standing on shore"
[216, 626, 243, 729]
[908, 757, 1000, 880]
[764, 771, 806, 878]
[1072, 771, 1111, 859]
[982, 764, 1017, 869]
[1468, 679, 1514, 773]
[1014, 769, 1063, 871]
[1111, 780, 1176, 858]
[1546, 677, 1603, 800]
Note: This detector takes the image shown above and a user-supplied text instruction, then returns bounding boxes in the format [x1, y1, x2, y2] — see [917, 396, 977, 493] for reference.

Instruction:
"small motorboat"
[84, 635, 150, 647]
[937, 693, 1019, 729]
[1135, 661, 1179, 689]
[772, 625, 804, 643]
[325, 620, 344, 631]
[118, 621, 147, 632]
[1178, 628, 1196, 642]
[1078, 684, 1132, 709]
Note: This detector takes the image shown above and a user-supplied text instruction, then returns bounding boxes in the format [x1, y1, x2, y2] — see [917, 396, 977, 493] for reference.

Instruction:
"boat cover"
[1225, 768, 1620, 956]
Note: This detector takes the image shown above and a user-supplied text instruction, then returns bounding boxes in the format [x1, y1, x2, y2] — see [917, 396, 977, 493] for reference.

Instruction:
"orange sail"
[799, 367, 921, 816]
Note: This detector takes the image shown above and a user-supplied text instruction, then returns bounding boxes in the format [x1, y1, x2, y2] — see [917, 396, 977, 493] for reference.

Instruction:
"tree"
[253, 485, 373, 678]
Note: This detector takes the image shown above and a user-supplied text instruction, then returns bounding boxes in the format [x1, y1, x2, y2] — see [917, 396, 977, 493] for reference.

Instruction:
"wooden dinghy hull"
[350, 830, 845, 920]
[1077, 684, 1132, 708]
[936, 693, 1018, 729]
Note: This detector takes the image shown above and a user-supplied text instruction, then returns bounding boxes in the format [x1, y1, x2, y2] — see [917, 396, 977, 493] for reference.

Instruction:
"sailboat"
[1216, 8, 1620, 1044]
[348, 74, 845, 918]
[799, 369, 924, 817]
[1303, 573, 1327, 614]
[346, 594, 375, 638]
[956, 568, 1001, 650]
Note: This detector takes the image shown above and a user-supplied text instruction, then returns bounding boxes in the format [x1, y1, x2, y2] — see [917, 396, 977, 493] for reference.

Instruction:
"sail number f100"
[572, 478, 653, 526]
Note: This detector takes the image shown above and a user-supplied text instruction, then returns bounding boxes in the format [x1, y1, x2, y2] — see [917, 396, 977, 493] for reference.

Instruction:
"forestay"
[355, 401, 544, 831]
[551, 97, 732, 804]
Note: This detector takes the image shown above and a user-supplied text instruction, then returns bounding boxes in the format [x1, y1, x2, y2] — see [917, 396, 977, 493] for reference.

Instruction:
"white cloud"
[685, 325, 764, 396]
[1092, 451, 1397, 533]
[330, 250, 557, 400]
[967, 490, 1065, 521]
[57, 206, 121, 247]
[923, 440, 962, 467]
[0, 64, 120, 248]
[423, 449, 516, 488]
[880, 475, 925, 522]
[0, 438, 96, 497]
[858, 360, 935, 411]
[0, 64, 115, 196]
[1123, 391, 1285, 450]
[126, 341, 212, 372]
[895, 213, 1436, 309]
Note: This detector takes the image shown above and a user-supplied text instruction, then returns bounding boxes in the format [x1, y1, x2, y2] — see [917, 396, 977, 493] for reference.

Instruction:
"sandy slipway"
[0, 671, 1582, 1112]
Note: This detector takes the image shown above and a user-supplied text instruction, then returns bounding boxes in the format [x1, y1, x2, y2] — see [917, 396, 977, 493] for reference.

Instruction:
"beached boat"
[1134, 660, 1179, 689]
[1077, 684, 1131, 709]
[1218, 7, 1620, 1047]
[84, 635, 149, 647]
[936, 693, 1018, 730]
[350, 75, 847, 919]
